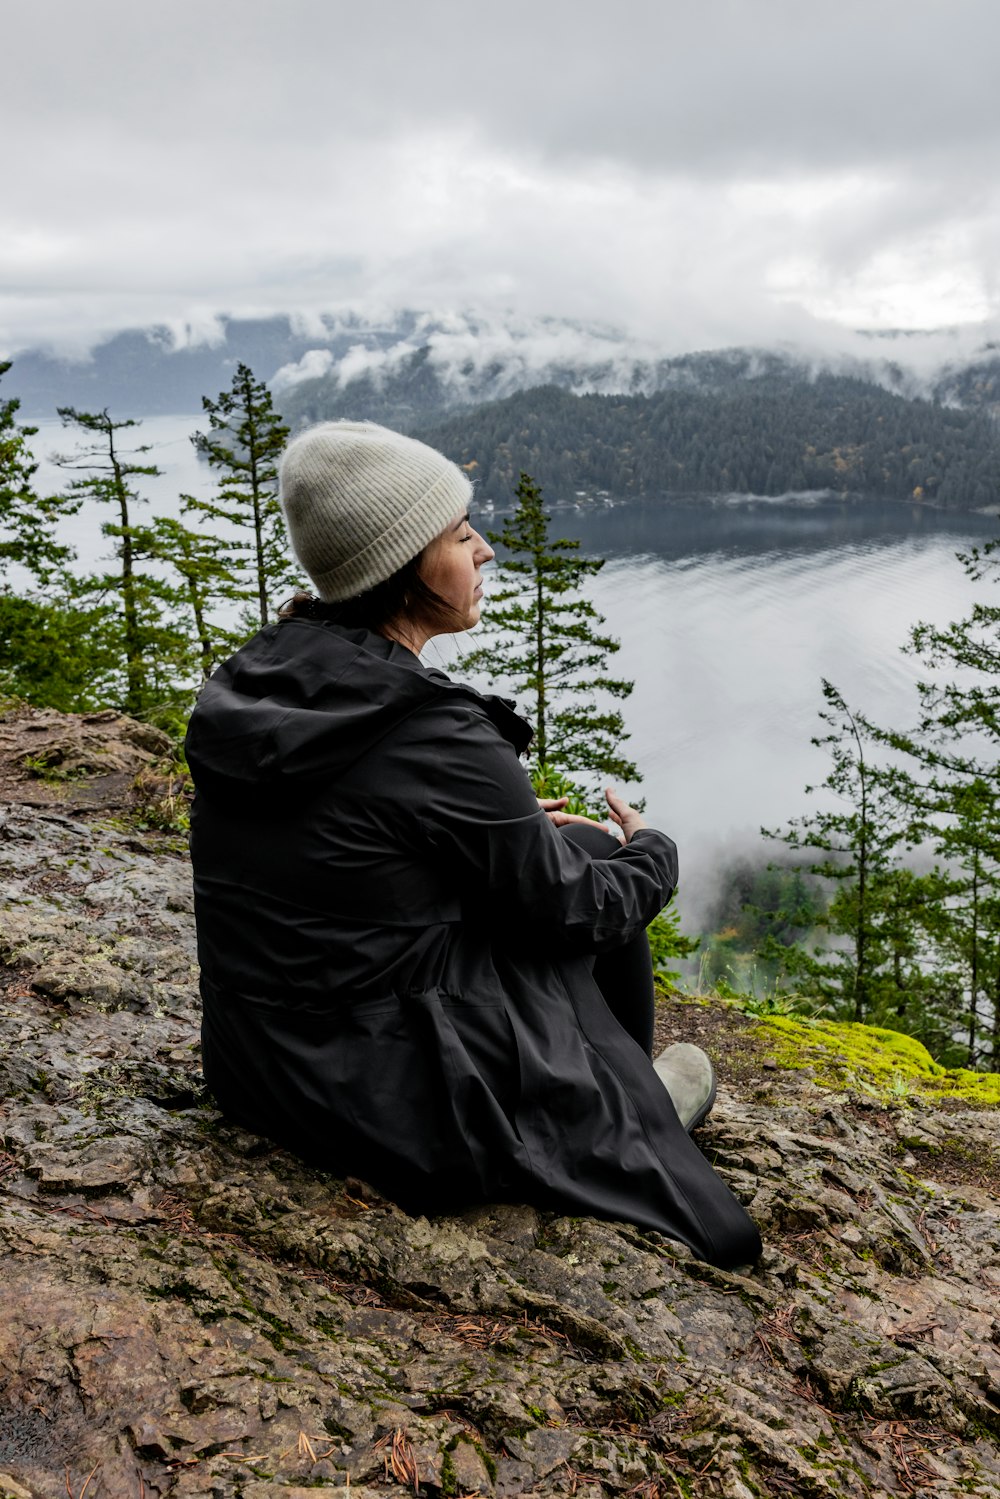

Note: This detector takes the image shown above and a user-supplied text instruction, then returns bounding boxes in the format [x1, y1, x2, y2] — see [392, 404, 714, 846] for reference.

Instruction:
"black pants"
[559, 822, 656, 1057]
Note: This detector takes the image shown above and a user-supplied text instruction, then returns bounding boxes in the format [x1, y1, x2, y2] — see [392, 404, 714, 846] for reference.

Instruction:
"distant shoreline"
[510, 488, 1000, 520]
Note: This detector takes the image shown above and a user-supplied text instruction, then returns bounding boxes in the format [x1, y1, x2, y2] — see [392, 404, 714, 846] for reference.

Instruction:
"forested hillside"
[933, 350, 1000, 415]
[7, 315, 1000, 515]
[276, 343, 808, 432]
[420, 374, 1000, 510]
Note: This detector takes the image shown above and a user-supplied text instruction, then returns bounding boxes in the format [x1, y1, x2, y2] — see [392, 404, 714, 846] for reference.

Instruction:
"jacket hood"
[185, 619, 531, 793]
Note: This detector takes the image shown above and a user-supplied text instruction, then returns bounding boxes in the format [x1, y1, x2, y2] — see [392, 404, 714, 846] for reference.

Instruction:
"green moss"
[476, 1441, 498, 1484]
[657, 990, 712, 1009]
[442, 1435, 498, 1489]
[208, 1253, 302, 1349]
[658, 1389, 686, 1408]
[942, 1138, 989, 1165]
[752, 1014, 1000, 1108]
[313, 1312, 343, 1339]
[439, 1447, 457, 1497]
[21, 753, 93, 782]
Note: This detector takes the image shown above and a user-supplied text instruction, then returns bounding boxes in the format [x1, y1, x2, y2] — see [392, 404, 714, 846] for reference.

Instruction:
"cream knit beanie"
[279, 421, 473, 602]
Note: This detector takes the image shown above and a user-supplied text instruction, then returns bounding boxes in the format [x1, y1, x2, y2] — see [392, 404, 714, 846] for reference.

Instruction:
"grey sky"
[4, 0, 999, 357]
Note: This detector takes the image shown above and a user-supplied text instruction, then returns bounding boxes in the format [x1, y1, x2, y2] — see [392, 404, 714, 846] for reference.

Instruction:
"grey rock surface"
[1, 731, 1000, 1497]
[0, 705, 173, 815]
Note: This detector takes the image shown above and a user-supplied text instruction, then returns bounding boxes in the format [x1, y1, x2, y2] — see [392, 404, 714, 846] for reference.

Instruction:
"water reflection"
[523, 497, 1000, 565]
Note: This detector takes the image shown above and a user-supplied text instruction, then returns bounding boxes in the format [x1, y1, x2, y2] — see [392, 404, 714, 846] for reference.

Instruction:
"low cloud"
[4, 2, 1000, 358]
[264, 309, 1000, 407]
[271, 348, 335, 391]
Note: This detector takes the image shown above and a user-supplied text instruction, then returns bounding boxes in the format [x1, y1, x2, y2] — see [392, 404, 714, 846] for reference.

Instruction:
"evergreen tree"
[130, 514, 240, 679]
[763, 680, 921, 1023]
[920, 780, 1000, 1067]
[0, 592, 121, 713]
[906, 538, 1000, 764]
[646, 901, 700, 989]
[53, 408, 186, 723]
[881, 549, 1000, 1067]
[186, 363, 297, 627]
[698, 858, 826, 996]
[466, 473, 697, 979]
[767, 535, 1000, 1066]
[1, 361, 77, 582]
[0, 366, 121, 712]
[464, 471, 638, 801]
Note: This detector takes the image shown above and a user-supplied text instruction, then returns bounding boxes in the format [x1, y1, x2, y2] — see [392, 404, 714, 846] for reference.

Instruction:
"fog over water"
[535, 501, 997, 925]
[442, 498, 993, 926]
[32, 416, 998, 928]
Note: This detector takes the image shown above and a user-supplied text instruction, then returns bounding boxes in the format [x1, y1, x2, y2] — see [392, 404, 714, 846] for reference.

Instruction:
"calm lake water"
[30, 415, 1000, 923]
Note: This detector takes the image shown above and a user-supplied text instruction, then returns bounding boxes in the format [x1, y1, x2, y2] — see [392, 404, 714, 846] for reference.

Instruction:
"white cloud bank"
[4, 0, 1000, 359]
[266, 310, 1000, 412]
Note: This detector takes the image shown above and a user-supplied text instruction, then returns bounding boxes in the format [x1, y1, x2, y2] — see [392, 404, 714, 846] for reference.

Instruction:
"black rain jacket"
[185, 619, 761, 1268]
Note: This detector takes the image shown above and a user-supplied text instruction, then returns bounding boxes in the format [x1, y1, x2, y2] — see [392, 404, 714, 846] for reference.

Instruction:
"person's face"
[417, 509, 495, 637]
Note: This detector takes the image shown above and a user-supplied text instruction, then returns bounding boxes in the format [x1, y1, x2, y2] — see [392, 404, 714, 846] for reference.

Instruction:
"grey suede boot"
[652, 1043, 717, 1132]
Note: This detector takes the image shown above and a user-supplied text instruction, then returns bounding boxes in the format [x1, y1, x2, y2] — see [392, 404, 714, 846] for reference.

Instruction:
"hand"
[604, 787, 647, 843]
[537, 797, 612, 832]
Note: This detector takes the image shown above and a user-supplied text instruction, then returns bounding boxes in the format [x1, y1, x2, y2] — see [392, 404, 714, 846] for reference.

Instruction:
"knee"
[558, 821, 622, 859]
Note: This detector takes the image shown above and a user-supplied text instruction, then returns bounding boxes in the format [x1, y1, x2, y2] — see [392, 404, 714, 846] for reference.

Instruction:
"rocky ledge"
[1, 707, 999, 1499]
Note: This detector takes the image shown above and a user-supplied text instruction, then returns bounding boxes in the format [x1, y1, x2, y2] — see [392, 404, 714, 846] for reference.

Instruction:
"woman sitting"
[185, 421, 761, 1270]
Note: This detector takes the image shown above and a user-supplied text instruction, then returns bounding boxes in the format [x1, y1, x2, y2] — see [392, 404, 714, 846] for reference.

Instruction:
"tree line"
[0, 361, 297, 735]
[423, 376, 1000, 511]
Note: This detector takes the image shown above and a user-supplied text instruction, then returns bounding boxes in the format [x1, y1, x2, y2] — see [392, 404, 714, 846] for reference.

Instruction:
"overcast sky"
[4, 0, 1000, 359]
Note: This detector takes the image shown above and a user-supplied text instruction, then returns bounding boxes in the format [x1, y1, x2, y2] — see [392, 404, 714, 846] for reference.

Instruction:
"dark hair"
[278, 550, 463, 635]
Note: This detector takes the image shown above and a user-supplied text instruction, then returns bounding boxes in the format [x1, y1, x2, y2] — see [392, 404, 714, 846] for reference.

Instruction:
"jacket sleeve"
[410, 698, 678, 953]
